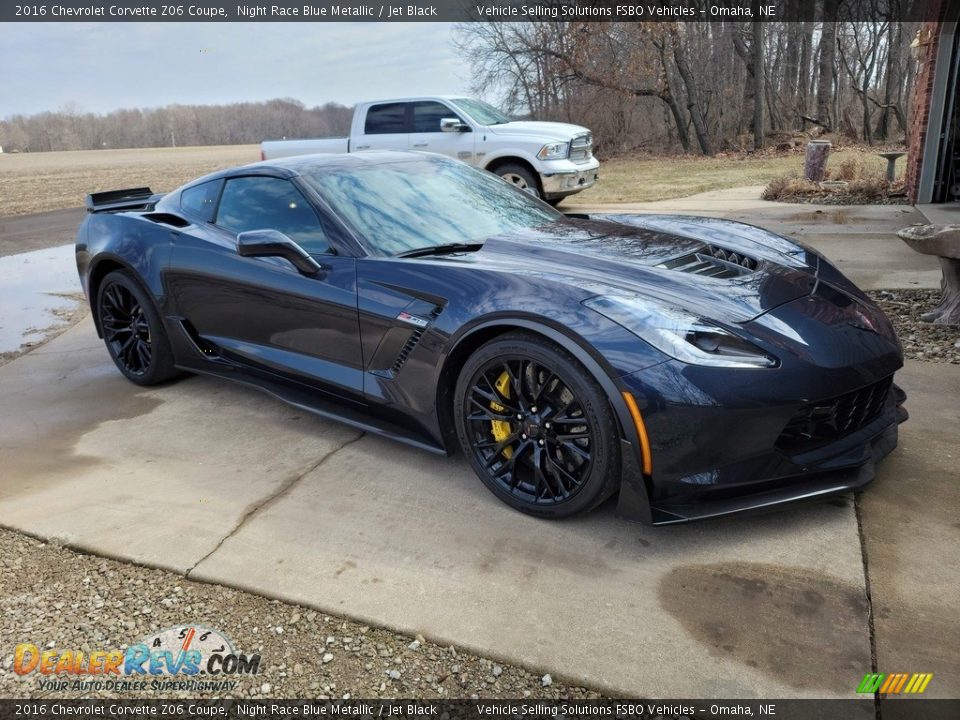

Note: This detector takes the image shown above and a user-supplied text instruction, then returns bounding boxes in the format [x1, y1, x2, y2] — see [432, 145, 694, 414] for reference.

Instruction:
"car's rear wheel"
[454, 333, 620, 518]
[495, 164, 541, 198]
[97, 270, 179, 386]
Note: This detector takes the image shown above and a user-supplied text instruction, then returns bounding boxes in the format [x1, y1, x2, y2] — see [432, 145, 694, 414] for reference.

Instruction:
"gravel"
[868, 289, 960, 364]
[0, 529, 605, 700]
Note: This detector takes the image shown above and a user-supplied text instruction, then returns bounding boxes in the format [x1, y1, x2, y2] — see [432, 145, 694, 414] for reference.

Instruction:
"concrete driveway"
[1, 193, 957, 698]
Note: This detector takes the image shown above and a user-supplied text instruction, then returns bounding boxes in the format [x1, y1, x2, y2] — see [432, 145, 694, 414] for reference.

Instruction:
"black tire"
[454, 332, 621, 518]
[495, 164, 542, 198]
[97, 270, 180, 386]
[546, 197, 565, 207]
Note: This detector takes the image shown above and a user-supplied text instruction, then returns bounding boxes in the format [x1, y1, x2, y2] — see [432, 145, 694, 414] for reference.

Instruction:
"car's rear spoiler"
[85, 187, 163, 213]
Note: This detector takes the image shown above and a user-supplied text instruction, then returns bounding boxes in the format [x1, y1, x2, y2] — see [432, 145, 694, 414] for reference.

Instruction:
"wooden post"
[804, 140, 832, 182]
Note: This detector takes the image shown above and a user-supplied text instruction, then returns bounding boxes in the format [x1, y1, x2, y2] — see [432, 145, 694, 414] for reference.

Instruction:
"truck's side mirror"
[237, 229, 323, 276]
[440, 118, 471, 133]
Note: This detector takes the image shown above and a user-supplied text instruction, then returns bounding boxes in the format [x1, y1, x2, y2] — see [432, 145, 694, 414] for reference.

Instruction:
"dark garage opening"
[934, 23, 960, 202]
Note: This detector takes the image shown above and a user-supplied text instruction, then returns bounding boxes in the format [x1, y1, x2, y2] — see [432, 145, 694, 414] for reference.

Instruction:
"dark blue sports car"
[76, 152, 907, 524]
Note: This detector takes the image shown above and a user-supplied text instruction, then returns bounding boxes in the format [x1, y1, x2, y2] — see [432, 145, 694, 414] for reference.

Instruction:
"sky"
[0, 22, 472, 117]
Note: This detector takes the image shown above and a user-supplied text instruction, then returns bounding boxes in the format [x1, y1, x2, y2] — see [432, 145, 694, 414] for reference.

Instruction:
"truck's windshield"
[451, 98, 512, 126]
[302, 157, 561, 256]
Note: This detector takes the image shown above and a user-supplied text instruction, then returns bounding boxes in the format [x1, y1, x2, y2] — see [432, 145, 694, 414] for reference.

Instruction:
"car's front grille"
[657, 245, 758, 278]
[776, 376, 894, 453]
[570, 133, 593, 163]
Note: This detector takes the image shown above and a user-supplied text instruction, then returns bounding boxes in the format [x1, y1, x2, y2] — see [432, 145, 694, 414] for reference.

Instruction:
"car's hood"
[444, 217, 820, 324]
[486, 120, 591, 141]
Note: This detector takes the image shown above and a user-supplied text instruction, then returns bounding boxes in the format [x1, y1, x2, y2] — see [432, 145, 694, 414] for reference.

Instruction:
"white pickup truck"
[260, 96, 599, 204]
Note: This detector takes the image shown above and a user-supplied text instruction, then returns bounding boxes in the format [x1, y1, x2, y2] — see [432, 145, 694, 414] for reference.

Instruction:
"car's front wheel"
[454, 333, 621, 518]
[97, 270, 180, 386]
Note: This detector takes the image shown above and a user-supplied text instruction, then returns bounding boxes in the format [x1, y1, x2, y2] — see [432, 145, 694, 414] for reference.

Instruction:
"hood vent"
[657, 245, 758, 279]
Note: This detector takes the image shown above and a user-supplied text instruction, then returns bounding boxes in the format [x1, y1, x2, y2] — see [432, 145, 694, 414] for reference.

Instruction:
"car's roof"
[176, 151, 444, 193]
[242, 150, 434, 176]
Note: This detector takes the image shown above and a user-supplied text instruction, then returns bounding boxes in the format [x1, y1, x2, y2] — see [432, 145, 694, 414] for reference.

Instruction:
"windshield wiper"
[396, 243, 484, 259]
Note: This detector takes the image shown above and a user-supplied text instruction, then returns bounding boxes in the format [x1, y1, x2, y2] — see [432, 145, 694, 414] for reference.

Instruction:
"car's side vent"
[144, 212, 190, 228]
[658, 245, 758, 279]
[390, 305, 443, 375]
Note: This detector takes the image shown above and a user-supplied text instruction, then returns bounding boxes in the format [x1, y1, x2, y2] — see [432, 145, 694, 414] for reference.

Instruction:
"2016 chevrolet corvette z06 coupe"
[76, 152, 907, 524]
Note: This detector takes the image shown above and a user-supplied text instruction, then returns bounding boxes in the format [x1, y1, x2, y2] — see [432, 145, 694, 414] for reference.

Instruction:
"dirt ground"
[0, 529, 604, 701]
[0, 146, 259, 217]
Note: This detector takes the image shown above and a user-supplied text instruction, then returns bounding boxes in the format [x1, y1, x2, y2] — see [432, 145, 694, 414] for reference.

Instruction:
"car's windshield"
[302, 157, 561, 256]
[451, 98, 512, 125]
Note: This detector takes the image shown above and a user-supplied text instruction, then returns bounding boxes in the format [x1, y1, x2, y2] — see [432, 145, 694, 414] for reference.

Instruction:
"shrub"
[836, 156, 865, 181]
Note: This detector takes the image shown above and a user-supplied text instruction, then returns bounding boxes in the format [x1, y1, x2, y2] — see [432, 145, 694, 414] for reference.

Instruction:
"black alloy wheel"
[97, 270, 179, 386]
[454, 333, 620, 518]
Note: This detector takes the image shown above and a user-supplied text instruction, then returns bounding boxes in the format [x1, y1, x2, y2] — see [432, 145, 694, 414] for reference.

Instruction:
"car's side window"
[364, 103, 408, 135]
[180, 179, 223, 222]
[411, 102, 463, 133]
[215, 176, 331, 255]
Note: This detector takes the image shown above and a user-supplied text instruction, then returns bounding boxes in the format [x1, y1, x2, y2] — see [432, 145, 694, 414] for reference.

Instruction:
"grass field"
[575, 148, 896, 204]
[0, 144, 897, 217]
[0, 145, 259, 217]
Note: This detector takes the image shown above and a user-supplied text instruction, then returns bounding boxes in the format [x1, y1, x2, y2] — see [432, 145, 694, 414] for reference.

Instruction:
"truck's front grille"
[570, 133, 593, 164]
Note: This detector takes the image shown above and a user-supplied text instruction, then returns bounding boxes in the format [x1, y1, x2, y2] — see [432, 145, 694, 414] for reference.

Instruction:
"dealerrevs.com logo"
[14, 625, 261, 693]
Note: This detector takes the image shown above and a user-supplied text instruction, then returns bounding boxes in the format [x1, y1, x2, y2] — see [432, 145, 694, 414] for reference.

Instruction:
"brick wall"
[906, 1, 948, 203]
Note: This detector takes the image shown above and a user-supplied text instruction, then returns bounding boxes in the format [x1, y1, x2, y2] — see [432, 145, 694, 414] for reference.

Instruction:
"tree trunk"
[654, 39, 692, 152]
[732, 24, 755, 136]
[752, 19, 764, 150]
[877, 22, 903, 139]
[804, 140, 831, 181]
[798, 20, 814, 124]
[816, 0, 839, 131]
[671, 34, 714, 155]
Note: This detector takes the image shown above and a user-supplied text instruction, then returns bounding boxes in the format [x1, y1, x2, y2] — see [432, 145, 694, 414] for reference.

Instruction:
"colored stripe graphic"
[858, 672, 933, 694]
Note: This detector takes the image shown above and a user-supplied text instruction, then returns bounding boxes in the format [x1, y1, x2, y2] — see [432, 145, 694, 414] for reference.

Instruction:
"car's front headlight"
[537, 142, 570, 160]
[584, 295, 778, 369]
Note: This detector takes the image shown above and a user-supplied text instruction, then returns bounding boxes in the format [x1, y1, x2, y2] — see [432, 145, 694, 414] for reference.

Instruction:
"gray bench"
[897, 224, 960, 326]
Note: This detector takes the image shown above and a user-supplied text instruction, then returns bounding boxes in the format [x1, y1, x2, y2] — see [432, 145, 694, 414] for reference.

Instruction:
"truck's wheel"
[495, 164, 541, 198]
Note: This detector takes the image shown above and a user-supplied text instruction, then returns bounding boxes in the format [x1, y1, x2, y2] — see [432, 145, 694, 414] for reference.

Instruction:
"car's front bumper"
[539, 157, 600, 198]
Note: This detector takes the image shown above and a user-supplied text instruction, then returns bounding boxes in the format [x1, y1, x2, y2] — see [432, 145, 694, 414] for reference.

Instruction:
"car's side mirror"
[440, 118, 470, 133]
[236, 229, 323, 276]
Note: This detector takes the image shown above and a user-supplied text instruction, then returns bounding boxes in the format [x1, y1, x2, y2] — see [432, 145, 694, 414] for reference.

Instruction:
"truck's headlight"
[537, 142, 570, 160]
[584, 295, 778, 369]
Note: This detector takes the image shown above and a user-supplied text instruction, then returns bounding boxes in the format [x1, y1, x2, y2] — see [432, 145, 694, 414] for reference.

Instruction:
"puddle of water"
[0, 244, 81, 353]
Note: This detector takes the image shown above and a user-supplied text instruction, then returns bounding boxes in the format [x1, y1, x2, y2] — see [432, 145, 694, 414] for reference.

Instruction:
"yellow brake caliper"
[489, 371, 514, 459]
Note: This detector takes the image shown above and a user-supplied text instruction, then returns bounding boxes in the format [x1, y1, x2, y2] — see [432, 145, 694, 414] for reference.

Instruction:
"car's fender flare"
[86, 253, 165, 338]
[443, 317, 654, 524]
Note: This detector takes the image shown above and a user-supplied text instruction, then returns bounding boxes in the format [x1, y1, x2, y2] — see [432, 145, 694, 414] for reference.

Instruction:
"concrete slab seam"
[184, 431, 365, 577]
[854, 491, 882, 720]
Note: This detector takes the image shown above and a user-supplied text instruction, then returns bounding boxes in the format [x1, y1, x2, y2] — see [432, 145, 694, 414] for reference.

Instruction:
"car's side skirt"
[176, 363, 448, 456]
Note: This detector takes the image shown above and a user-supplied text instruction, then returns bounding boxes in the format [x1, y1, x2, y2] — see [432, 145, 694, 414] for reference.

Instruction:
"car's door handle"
[412, 143, 428, 148]
[355, 144, 371, 150]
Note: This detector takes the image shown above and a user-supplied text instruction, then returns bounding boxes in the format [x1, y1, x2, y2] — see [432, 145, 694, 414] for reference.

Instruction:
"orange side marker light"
[622, 392, 653, 475]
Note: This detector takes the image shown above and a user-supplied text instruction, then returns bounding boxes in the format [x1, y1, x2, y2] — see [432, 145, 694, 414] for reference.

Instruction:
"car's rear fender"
[77, 213, 175, 335]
